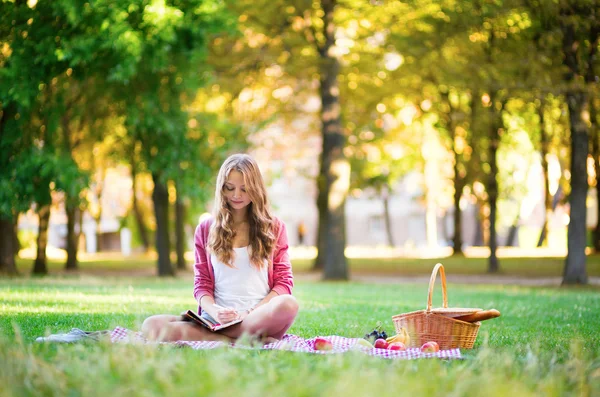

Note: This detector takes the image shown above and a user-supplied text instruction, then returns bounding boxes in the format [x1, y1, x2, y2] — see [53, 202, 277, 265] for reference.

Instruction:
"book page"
[184, 310, 242, 332]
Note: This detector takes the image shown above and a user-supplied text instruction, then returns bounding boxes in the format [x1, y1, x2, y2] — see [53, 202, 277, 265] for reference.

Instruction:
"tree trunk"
[12, 213, 20, 257]
[152, 173, 174, 276]
[0, 102, 19, 275]
[313, 179, 327, 270]
[488, 181, 499, 273]
[563, 91, 589, 285]
[93, 168, 105, 252]
[592, 99, 600, 252]
[175, 185, 186, 271]
[465, 89, 481, 249]
[441, 91, 465, 255]
[505, 214, 519, 247]
[33, 205, 51, 275]
[65, 202, 79, 270]
[537, 98, 552, 247]
[95, 219, 102, 252]
[589, 99, 600, 252]
[76, 207, 84, 253]
[474, 204, 484, 246]
[314, 0, 349, 280]
[586, 27, 600, 252]
[131, 158, 150, 251]
[452, 180, 465, 255]
[487, 92, 502, 273]
[561, 10, 592, 285]
[0, 217, 18, 275]
[60, 110, 79, 270]
[382, 186, 394, 246]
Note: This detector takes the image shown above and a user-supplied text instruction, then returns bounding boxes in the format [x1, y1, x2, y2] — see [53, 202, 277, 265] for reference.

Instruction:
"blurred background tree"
[1, 0, 237, 276]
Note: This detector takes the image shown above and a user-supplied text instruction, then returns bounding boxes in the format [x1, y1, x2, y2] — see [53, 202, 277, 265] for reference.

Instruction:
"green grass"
[1, 275, 599, 396]
[299, 256, 600, 277]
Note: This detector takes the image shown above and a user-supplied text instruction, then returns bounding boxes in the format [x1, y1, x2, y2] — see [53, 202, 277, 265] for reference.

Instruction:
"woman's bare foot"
[262, 336, 279, 344]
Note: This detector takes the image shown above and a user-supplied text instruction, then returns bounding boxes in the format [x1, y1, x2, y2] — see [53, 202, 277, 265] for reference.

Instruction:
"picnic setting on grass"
[32, 155, 500, 360]
[4, 153, 599, 396]
[3, 1, 600, 395]
[36, 263, 499, 361]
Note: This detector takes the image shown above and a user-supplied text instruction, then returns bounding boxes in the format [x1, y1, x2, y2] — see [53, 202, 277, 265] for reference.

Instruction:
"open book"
[182, 310, 242, 332]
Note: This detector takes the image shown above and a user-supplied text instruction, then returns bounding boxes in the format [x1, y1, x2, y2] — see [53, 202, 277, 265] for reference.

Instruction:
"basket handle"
[426, 263, 448, 312]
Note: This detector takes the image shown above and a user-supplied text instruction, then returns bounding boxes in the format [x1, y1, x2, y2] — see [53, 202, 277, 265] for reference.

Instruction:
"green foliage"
[13, 252, 600, 279]
[0, 0, 239, 254]
[0, 145, 88, 217]
[179, 112, 247, 208]
[100, 0, 240, 217]
[1, 0, 598, 277]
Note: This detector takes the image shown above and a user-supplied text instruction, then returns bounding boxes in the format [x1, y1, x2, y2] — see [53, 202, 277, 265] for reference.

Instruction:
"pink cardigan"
[193, 216, 294, 312]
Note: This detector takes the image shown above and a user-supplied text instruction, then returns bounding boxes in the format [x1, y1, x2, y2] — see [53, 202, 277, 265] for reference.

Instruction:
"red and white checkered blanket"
[110, 327, 462, 360]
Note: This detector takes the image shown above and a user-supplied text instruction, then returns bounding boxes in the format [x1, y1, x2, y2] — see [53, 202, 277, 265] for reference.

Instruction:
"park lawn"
[15, 253, 600, 278]
[297, 255, 600, 277]
[0, 276, 599, 396]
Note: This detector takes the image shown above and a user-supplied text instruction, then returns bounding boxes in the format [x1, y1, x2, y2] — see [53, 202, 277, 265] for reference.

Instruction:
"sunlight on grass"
[290, 245, 579, 260]
[15, 249, 600, 279]
[0, 276, 599, 396]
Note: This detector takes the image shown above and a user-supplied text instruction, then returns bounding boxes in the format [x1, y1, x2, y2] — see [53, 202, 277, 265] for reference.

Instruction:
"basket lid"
[429, 307, 482, 317]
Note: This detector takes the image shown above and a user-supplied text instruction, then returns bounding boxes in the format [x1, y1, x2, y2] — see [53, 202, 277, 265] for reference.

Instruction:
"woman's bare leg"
[141, 295, 298, 342]
[141, 314, 232, 342]
[219, 295, 299, 340]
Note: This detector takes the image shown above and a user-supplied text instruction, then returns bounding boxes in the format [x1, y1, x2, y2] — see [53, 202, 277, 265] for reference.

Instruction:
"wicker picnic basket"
[392, 263, 481, 349]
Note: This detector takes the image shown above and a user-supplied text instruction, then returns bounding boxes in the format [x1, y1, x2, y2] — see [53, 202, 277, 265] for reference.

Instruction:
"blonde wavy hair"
[208, 154, 276, 269]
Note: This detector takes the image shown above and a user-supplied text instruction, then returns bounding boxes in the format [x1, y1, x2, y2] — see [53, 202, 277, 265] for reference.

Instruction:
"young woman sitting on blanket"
[142, 154, 298, 343]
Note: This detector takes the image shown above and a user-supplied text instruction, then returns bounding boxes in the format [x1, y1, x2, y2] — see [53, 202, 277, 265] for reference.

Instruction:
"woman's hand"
[214, 305, 239, 324]
[235, 310, 248, 322]
[235, 307, 254, 322]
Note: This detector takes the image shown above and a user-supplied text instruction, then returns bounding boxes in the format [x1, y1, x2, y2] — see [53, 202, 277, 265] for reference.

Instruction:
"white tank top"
[210, 247, 269, 311]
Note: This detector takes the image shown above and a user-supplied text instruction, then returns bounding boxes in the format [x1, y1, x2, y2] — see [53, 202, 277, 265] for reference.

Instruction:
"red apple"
[314, 337, 333, 351]
[373, 338, 388, 349]
[387, 342, 406, 351]
[420, 341, 440, 353]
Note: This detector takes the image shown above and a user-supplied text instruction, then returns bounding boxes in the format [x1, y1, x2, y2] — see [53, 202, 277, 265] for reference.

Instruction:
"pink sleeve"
[271, 219, 294, 295]
[193, 221, 214, 303]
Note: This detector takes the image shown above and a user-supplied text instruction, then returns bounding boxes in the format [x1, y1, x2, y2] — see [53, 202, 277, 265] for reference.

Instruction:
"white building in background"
[16, 121, 597, 255]
[17, 166, 135, 255]
[265, 168, 481, 250]
[16, 158, 595, 255]
[18, 205, 130, 255]
[251, 121, 594, 251]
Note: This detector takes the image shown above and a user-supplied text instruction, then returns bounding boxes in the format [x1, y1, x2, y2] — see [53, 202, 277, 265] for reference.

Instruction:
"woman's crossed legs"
[141, 295, 299, 343]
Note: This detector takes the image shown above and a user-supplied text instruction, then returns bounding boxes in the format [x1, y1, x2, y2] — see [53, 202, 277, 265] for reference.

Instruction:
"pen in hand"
[213, 304, 240, 322]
